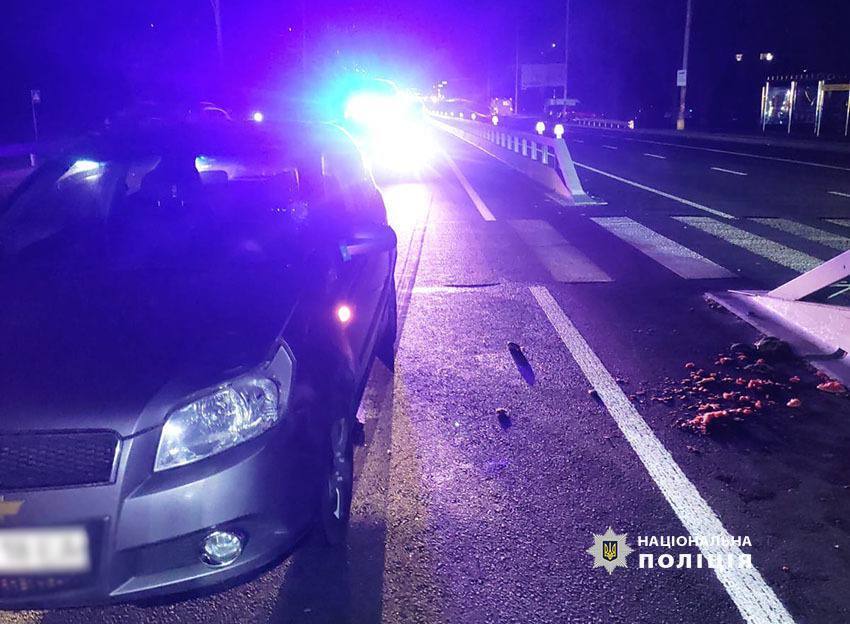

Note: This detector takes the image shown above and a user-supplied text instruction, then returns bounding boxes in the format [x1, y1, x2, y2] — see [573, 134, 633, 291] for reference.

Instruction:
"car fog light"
[201, 531, 243, 567]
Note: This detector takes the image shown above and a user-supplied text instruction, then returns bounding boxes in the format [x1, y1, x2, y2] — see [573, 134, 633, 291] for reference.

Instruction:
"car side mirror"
[341, 223, 397, 258]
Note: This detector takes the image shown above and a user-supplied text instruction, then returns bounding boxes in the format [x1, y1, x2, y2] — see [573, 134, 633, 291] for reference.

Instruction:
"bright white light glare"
[459, 112, 464, 119]
[492, 115, 499, 126]
[58, 159, 105, 184]
[553, 123, 565, 139]
[471, 113, 477, 120]
[535, 121, 546, 135]
[628, 119, 635, 129]
[70, 159, 101, 173]
[336, 304, 353, 324]
[735, 53, 743, 62]
[251, 111, 264, 122]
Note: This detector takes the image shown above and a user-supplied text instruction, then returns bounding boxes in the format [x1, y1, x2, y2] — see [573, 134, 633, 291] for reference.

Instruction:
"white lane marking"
[674, 216, 821, 273]
[443, 152, 496, 221]
[828, 190, 850, 198]
[572, 138, 585, 143]
[510, 220, 611, 283]
[573, 161, 736, 219]
[826, 218, 850, 229]
[751, 218, 850, 251]
[591, 216, 735, 279]
[643, 153, 667, 160]
[530, 285, 795, 624]
[710, 166, 748, 176]
[620, 136, 850, 172]
[602, 145, 618, 150]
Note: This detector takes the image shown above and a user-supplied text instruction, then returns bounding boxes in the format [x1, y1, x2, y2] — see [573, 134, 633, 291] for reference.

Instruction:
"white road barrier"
[430, 115, 599, 206]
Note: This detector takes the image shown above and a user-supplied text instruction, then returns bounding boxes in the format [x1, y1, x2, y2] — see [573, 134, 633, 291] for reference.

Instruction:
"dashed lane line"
[710, 166, 748, 176]
[618, 136, 850, 172]
[643, 153, 667, 160]
[530, 285, 795, 624]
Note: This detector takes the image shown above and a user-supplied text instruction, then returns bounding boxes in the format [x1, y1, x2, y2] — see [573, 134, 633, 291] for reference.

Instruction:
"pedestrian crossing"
[506, 214, 850, 284]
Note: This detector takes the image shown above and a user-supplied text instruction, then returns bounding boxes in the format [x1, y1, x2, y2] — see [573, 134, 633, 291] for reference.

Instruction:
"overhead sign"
[676, 70, 687, 87]
[522, 64, 566, 89]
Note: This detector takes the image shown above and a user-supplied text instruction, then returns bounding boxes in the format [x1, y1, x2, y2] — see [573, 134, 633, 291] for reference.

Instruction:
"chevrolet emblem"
[0, 496, 23, 522]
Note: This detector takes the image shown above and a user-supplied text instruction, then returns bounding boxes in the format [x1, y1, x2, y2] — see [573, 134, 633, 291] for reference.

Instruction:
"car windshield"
[0, 142, 304, 273]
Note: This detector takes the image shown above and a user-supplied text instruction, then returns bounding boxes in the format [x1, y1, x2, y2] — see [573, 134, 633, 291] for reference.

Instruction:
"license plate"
[0, 527, 90, 574]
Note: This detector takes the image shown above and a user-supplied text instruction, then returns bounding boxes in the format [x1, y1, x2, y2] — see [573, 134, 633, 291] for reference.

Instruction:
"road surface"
[3, 125, 850, 623]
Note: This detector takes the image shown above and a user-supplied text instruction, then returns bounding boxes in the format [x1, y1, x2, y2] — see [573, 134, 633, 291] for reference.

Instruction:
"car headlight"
[154, 375, 283, 472]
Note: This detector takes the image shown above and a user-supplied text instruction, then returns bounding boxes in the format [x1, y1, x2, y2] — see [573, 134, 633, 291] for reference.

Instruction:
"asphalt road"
[3, 126, 850, 623]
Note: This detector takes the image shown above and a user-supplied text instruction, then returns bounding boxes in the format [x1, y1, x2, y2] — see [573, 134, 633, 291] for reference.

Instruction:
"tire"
[319, 414, 355, 546]
[376, 280, 397, 370]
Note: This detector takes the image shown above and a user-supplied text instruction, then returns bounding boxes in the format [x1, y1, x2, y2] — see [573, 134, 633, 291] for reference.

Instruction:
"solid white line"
[828, 190, 850, 198]
[643, 153, 667, 160]
[711, 166, 748, 176]
[621, 136, 850, 172]
[602, 145, 618, 150]
[510, 220, 611, 283]
[751, 218, 850, 251]
[674, 216, 821, 273]
[443, 152, 496, 221]
[573, 161, 736, 219]
[529, 285, 794, 624]
[826, 218, 850, 229]
[591, 217, 735, 279]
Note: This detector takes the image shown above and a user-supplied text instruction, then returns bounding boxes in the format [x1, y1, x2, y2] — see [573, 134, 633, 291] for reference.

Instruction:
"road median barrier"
[430, 113, 601, 206]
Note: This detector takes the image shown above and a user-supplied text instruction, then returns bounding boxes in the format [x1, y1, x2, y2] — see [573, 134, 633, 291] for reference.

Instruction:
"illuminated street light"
[492, 115, 499, 126]
[553, 123, 564, 139]
[760, 52, 774, 62]
[251, 111, 264, 123]
[535, 121, 546, 135]
[735, 53, 743, 62]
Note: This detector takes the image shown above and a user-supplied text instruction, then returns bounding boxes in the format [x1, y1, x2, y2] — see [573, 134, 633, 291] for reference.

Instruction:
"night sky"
[1, 0, 848, 140]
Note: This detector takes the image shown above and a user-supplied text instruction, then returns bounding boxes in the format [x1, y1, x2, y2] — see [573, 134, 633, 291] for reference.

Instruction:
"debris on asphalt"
[621, 335, 850, 434]
[817, 380, 847, 394]
[507, 341, 536, 385]
[495, 407, 512, 430]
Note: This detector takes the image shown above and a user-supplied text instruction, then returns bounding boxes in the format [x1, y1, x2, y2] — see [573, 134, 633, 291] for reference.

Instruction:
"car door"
[319, 137, 393, 381]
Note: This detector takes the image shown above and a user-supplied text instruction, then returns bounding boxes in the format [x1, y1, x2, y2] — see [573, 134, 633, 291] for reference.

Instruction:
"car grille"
[0, 431, 119, 490]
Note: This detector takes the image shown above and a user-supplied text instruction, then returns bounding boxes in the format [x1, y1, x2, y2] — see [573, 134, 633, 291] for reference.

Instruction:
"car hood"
[0, 266, 302, 437]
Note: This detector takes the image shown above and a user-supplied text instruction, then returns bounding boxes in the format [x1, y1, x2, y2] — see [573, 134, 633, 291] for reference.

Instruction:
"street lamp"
[209, 0, 223, 66]
[535, 121, 546, 135]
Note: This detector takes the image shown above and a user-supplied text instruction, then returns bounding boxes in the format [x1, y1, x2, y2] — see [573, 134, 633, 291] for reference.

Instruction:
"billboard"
[521, 64, 566, 89]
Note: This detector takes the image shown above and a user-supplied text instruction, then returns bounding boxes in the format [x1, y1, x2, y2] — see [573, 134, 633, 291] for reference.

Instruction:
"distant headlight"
[155, 374, 285, 472]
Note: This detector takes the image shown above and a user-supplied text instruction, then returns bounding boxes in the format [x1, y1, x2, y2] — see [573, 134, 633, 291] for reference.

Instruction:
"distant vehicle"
[489, 97, 514, 116]
[0, 118, 397, 607]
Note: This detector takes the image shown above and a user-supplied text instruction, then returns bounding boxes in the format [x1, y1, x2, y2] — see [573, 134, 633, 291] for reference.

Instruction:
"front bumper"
[0, 421, 322, 609]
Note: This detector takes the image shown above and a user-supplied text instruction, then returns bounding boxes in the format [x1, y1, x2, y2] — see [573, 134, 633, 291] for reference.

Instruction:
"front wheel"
[319, 415, 354, 545]
[376, 281, 397, 370]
